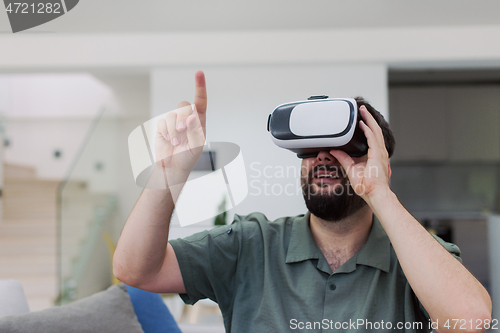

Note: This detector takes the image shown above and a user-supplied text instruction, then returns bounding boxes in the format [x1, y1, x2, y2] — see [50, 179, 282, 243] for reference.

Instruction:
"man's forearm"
[369, 189, 492, 332]
[113, 187, 175, 286]
[113, 161, 189, 287]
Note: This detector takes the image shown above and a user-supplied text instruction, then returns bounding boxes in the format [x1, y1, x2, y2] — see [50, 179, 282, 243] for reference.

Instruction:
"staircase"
[0, 163, 118, 310]
[0, 164, 59, 311]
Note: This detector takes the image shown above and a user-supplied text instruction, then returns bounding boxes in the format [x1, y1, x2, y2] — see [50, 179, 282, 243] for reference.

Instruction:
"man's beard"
[301, 164, 367, 222]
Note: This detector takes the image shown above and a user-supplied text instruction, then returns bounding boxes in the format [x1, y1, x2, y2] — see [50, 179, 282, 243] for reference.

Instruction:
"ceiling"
[1, 0, 500, 34]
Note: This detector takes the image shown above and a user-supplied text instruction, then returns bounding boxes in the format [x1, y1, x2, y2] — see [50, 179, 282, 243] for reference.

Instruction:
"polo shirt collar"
[351, 216, 391, 273]
[286, 212, 321, 264]
[285, 212, 391, 274]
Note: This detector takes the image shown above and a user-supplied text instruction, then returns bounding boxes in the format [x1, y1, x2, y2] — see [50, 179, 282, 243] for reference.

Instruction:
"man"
[113, 71, 492, 332]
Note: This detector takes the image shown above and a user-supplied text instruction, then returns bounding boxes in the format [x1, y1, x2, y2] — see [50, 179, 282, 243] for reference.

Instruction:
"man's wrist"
[366, 187, 413, 234]
[365, 187, 398, 212]
[143, 161, 191, 191]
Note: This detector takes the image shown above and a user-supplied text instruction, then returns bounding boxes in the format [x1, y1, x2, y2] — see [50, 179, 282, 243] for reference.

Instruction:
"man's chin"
[302, 182, 367, 222]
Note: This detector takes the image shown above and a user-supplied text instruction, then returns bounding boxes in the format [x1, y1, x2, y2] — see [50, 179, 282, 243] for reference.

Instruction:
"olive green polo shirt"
[169, 212, 461, 333]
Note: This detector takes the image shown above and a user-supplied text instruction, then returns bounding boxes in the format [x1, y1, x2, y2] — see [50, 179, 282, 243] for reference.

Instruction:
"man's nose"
[316, 151, 336, 163]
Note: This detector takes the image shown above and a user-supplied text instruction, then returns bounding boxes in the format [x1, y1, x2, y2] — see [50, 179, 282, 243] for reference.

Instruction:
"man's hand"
[154, 70, 208, 184]
[329, 105, 391, 206]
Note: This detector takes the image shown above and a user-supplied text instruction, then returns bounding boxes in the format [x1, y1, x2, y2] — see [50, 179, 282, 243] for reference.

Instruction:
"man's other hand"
[329, 105, 391, 206]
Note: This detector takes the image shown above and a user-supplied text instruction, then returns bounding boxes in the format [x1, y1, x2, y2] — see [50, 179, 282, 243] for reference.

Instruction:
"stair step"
[0, 218, 57, 225]
[5, 178, 60, 185]
[0, 269, 56, 279]
[0, 252, 56, 263]
[0, 226, 56, 237]
[4, 190, 58, 197]
[0, 244, 55, 255]
[0, 235, 57, 245]
[3, 214, 57, 220]
[4, 163, 37, 179]
[3, 211, 57, 217]
[0, 263, 56, 276]
[3, 196, 57, 202]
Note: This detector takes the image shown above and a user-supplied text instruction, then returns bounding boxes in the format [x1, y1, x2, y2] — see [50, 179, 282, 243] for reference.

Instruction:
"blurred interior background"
[0, 0, 500, 330]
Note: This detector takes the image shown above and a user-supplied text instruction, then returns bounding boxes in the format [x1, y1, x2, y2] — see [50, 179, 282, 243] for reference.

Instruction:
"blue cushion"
[126, 285, 182, 333]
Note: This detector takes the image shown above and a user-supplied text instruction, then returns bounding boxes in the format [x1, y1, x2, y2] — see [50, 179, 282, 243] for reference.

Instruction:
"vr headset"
[267, 96, 368, 159]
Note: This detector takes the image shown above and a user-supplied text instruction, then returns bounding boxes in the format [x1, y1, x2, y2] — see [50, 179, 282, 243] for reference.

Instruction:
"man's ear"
[388, 163, 392, 179]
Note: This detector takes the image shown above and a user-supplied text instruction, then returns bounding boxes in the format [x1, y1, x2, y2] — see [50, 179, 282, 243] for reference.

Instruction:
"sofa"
[0, 280, 182, 333]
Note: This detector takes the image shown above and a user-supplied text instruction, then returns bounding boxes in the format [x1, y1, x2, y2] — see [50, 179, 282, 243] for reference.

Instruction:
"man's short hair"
[354, 96, 395, 158]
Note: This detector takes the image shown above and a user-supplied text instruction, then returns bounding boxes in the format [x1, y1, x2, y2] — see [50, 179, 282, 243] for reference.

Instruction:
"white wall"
[152, 64, 388, 225]
[0, 74, 117, 118]
[4, 118, 92, 179]
[0, 73, 118, 180]
[89, 74, 151, 236]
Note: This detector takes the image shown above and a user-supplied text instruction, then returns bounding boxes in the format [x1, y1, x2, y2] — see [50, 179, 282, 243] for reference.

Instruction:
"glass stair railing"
[56, 108, 119, 305]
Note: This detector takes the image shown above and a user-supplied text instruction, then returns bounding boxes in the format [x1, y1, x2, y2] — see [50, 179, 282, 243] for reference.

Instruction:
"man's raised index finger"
[194, 70, 207, 115]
